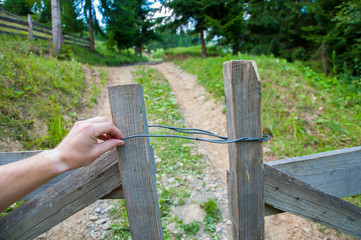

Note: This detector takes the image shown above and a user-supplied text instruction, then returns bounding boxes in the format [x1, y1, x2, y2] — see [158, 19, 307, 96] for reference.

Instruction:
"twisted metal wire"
[123, 125, 270, 144]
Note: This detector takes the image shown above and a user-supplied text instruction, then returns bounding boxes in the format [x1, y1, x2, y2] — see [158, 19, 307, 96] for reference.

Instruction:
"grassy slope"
[0, 36, 88, 150]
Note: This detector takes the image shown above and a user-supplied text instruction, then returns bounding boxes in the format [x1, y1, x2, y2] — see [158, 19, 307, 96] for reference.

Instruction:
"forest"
[1, 0, 360, 83]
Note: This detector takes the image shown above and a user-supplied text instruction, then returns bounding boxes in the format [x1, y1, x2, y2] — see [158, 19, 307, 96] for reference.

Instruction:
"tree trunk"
[27, 14, 33, 39]
[51, 0, 62, 54]
[200, 28, 207, 58]
[232, 43, 239, 55]
[88, 1, 95, 51]
[321, 42, 327, 75]
[217, 38, 221, 56]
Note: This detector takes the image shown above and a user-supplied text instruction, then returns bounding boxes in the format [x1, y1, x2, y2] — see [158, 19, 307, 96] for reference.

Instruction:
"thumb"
[96, 139, 124, 155]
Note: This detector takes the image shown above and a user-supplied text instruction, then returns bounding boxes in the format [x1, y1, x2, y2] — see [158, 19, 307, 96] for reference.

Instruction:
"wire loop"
[123, 125, 270, 144]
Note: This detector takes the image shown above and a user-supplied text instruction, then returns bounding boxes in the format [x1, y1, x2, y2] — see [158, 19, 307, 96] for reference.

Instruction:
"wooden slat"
[0, 22, 27, 32]
[0, 16, 27, 26]
[108, 84, 164, 240]
[264, 164, 361, 239]
[0, 149, 122, 240]
[268, 146, 361, 198]
[223, 60, 264, 239]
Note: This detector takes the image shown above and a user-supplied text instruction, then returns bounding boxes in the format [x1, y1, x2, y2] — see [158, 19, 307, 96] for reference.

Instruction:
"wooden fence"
[0, 8, 90, 48]
[0, 61, 360, 239]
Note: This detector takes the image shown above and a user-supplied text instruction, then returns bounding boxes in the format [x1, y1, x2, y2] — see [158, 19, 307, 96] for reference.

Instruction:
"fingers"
[84, 116, 110, 124]
[95, 139, 125, 156]
[92, 122, 124, 140]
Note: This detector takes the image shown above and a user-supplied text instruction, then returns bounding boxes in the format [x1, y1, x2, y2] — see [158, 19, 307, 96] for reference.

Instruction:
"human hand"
[47, 117, 124, 173]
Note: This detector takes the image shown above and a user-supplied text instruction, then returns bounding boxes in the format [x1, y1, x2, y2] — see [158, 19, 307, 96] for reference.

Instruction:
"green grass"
[0, 36, 91, 149]
[0, 35, 112, 151]
[202, 198, 222, 237]
[164, 45, 219, 59]
[173, 54, 361, 159]
[60, 41, 149, 66]
[107, 66, 206, 239]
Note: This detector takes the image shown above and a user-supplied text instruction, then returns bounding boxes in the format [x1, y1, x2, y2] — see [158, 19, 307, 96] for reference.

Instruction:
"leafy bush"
[151, 48, 164, 60]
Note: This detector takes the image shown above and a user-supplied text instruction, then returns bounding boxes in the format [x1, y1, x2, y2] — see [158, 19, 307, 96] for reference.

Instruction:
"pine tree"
[163, 0, 208, 57]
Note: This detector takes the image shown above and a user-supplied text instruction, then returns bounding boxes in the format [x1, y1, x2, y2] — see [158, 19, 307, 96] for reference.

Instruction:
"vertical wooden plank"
[27, 14, 33, 39]
[108, 84, 163, 240]
[223, 60, 264, 240]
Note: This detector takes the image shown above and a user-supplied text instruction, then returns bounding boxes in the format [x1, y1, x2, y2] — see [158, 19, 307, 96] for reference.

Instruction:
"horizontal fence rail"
[0, 9, 90, 48]
[0, 150, 122, 240]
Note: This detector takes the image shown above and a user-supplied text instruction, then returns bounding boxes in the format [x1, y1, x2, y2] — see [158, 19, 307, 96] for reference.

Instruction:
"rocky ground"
[35, 63, 352, 240]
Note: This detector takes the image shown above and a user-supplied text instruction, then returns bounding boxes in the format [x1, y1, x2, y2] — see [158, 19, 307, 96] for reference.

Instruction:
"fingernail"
[119, 140, 125, 146]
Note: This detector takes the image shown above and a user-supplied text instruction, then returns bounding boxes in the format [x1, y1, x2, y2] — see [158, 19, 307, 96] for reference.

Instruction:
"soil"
[36, 63, 353, 239]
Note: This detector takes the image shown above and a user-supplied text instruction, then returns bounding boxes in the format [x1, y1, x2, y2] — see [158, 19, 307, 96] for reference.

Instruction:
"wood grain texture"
[0, 150, 121, 240]
[108, 84, 164, 240]
[264, 164, 361, 239]
[223, 60, 264, 240]
[27, 14, 32, 39]
[268, 146, 361, 198]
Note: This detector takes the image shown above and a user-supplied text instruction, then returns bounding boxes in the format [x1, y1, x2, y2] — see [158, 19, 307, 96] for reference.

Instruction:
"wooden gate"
[0, 61, 360, 239]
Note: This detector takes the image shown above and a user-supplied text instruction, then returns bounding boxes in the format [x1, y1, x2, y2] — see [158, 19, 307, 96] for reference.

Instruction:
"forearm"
[0, 151, 60, 212]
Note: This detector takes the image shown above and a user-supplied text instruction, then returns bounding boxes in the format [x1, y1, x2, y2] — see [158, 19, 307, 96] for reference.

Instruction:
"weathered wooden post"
[27, 14, 33, 39]
[108, 84, 164, 240]
[223, 60, 264, 239]
[51, 0, 62, 53]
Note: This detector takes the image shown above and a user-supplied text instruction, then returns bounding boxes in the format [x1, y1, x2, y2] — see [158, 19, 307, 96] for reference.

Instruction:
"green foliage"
[202, 198, 221, 222]
[45, 102, 69, 148]
[203, 0, 247, 55]
[0, 200, 23, 217]
[182, 221, 202, 236]
[165, 45, 218, 59]
[2, 0, 33, 16]
[163, 0, 211, 57]
[151, 48, 164, 60]
[146, 28, 198, 51]
[202, 198, 221, 236]
[107, 200, 131, 240]
[174, 54, 361, 160]
[61, 0, 85, 34]
[61, 41, 148, 66]
[100, 0, 157, 55]
[0, 36, 87, 150]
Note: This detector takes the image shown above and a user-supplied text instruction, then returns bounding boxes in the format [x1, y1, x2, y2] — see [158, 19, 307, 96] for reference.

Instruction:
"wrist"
[42, 149, 69, 175]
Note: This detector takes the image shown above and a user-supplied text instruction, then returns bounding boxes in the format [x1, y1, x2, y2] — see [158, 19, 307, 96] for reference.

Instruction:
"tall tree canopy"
[100, 0, 156, 55]
[2, 0, 33, 16]
[163, 0, 209, 57]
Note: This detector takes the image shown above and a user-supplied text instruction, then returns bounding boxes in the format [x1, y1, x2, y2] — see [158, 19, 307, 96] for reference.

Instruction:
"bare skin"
[0, 117, 124, 212]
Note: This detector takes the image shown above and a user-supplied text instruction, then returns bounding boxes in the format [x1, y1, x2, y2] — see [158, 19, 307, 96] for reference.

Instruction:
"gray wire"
[123, 125, 270, 144]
